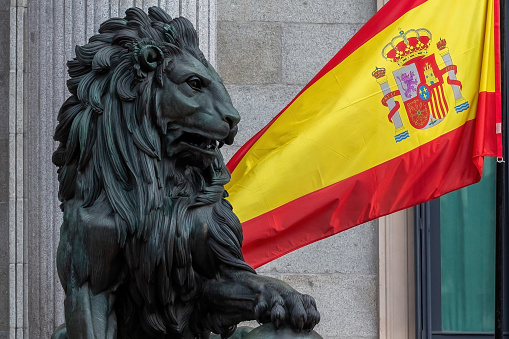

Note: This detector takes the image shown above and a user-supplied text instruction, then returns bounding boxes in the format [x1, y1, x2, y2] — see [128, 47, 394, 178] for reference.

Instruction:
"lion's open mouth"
[176, 132, 223, 155]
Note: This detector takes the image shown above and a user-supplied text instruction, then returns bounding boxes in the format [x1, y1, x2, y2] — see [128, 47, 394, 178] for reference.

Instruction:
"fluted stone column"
[17, 1, 216, 338]
[8, 2, 27, 339]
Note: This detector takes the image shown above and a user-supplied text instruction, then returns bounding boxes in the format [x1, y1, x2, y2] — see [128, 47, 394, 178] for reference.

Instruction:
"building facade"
[4, 0, 503, 338]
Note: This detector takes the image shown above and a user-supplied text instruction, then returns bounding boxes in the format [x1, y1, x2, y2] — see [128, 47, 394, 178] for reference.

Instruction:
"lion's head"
[52, 7, 242, 247]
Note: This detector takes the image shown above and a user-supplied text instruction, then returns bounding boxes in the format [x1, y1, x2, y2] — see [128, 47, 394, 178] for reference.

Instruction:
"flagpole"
[496, 0, 506, 338]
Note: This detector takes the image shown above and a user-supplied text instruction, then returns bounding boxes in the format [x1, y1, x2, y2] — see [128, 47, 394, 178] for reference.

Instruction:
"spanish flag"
[226, 0, 502, 268]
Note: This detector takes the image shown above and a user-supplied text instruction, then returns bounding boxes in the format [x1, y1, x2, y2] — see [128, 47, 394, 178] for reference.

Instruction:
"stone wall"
[216, 1, 379, 338]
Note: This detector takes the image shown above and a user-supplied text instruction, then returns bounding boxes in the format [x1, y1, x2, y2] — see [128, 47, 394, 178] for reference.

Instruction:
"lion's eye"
[186, 76, 203, 91]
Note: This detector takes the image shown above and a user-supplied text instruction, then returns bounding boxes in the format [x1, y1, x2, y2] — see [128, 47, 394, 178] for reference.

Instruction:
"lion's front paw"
[255, 290, 320, 331]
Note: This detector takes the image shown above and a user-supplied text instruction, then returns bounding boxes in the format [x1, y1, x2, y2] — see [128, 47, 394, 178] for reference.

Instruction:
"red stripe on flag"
[435, 86, 445, 119]
[227, 0, 429, 172]
[240, 90, 497, 268]
[440, 85, 448, 117]
[474, 91, 498, 169]
[427, 101, 433, 120]
[432, 88, 440, 119]
[429, 89, 437, 119]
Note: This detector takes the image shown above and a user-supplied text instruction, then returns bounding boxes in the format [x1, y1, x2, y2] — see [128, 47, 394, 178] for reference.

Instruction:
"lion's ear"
[139, 45, 164, 72]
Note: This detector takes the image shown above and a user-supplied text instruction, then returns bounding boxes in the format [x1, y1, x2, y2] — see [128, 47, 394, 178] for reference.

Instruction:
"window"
[415, 159, 509, 338]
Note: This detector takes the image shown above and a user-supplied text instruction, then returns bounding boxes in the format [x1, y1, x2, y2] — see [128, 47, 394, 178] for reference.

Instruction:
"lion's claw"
[301, 294, 320, 330]
[254, 298, 268, 320]
[270, 305, 285, 328]
[288, 296, 307, 330]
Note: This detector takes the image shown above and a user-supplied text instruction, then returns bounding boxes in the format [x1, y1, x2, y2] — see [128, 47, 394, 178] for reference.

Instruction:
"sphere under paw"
[243, 323, 323, 339]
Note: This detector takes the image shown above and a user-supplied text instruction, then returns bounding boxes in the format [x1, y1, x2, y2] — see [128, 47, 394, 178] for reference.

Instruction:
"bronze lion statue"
[52, 6, 319, 339]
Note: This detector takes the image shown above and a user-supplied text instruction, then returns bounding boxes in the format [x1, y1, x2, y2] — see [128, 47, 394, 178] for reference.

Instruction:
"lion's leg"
[55, 196, 121, 338]
[64, 281, 117, 339]
[202, 269, 319, 335]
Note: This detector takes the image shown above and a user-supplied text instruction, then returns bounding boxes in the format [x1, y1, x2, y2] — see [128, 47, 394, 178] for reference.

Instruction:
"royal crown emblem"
[373, 28, 469, 142]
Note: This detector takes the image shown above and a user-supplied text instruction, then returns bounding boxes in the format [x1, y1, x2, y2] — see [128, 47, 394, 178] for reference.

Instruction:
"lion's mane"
[52, 7, 253, 336]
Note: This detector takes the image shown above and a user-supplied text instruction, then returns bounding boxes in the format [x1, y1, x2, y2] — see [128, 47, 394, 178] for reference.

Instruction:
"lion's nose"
[222, 106, 240, 129]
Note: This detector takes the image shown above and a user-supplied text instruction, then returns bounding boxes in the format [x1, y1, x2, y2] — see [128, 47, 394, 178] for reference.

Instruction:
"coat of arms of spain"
[373, 28, 469, 142]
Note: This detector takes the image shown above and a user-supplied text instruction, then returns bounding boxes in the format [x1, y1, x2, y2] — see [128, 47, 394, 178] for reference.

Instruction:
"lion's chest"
[120, 191, 240, 336]
[121, 202, 221, 330]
